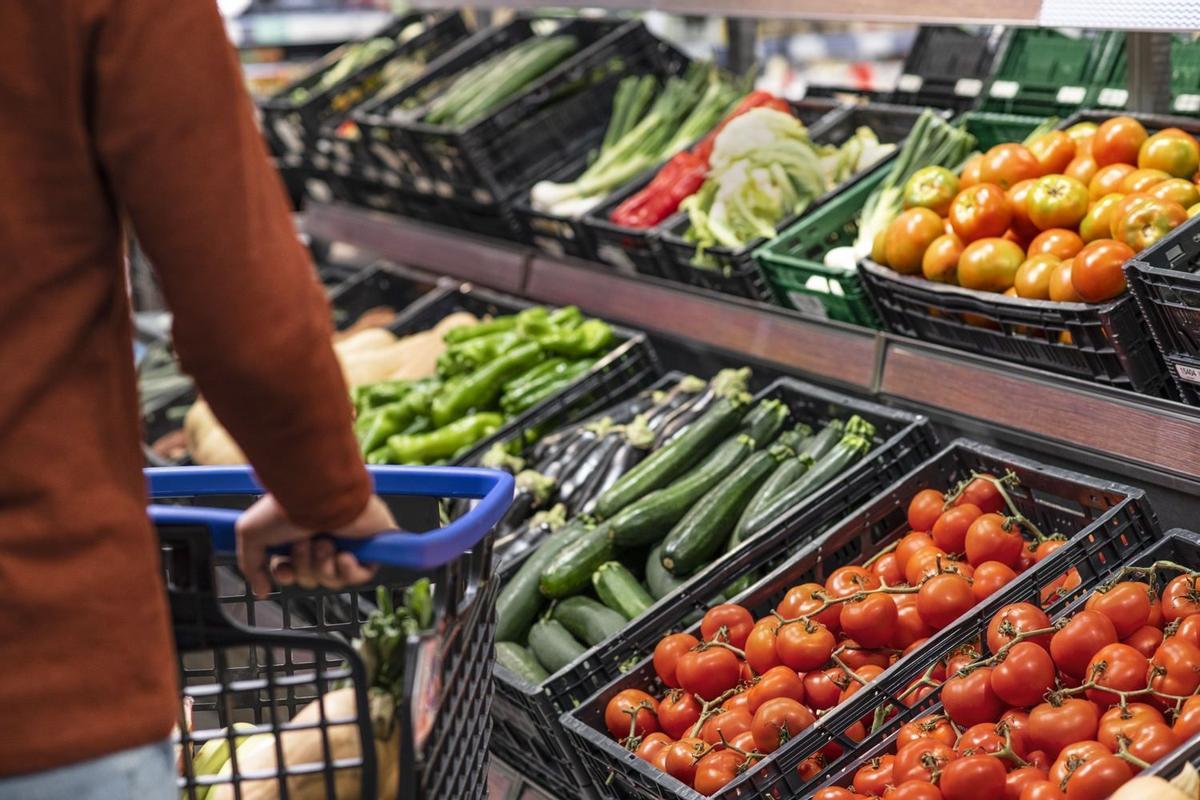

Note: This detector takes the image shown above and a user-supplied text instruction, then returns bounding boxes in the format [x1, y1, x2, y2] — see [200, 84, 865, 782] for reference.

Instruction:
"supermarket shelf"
[225, 10, 391, 49]
[302, 201, 1200, 485]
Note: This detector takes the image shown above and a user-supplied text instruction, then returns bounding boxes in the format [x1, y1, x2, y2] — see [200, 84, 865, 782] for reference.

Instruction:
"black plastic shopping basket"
[149, 465, 513, 800]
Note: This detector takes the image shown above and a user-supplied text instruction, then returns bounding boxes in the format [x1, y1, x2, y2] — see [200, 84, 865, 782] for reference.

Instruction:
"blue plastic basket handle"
[145, 465, 514, 571]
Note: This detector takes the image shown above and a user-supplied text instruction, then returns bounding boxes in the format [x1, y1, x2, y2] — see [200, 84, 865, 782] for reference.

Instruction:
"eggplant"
[496, 471, 556, 535]
[497, 504, 567, 565]
[539, 428, 600, 483]
[558, 431, 624, 511]
[654, 368, 751, 448]
[579, 438, 644, 517]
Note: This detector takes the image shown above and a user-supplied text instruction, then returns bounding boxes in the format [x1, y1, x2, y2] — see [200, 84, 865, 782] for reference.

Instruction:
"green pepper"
[366, 447, 394, 465]
[439, 330, 524, 377]
[501, 359, 595, 415]
[501, 358, 567, 396]
[547, 305, 583, 329]
[537, 319, 614, 358]
[431, 341, 543, 427]
[359, 379, 418, 411]
[356, 381, 440, 454]
[386, 412, 505, 463]
[443, 315, 517, 344]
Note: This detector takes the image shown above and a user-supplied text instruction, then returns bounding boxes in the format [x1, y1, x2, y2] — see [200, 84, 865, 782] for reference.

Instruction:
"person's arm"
[91, 0, 371, 533]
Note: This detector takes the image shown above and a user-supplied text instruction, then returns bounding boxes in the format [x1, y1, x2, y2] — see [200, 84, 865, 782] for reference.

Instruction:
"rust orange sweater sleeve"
[91, 0, 371, 530]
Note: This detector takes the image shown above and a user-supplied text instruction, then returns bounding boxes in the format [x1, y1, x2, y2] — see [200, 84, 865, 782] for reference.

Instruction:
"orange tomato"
[1028, 131, 1076, 175]
[960, 154, 983, 189]
[1079, 193, 1126, 242]
[980, 143, 1043, 189]
[1014, 254, 1061, 300]
[885, 207, 946, 274]
[1147, 177, 1200, 208]
[1028, 174, 1089, 230]
[1091, 116, 1149, 167]
[950, 183, 1013, 242]
[1028, 228, 1084, 260]
[1120, 167, 1171, 194]
[1065, 153, 1099, 185]
[1113, 197, 1188, 252]
[958, 238, 1026, 293]
[923, 233, 965, 283]
[1071, 239, 1135, 302]
[1089, 163, 1136, 200]
[1049, 259, 1084, 302]
[1007, 179, 1041, 241]
[1138, 129, 1200, 178]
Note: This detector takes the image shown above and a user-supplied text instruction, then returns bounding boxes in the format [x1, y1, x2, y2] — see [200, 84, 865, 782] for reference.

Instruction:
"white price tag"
[1098, 88, 1129, 108]
[1174, 94, 1200, 114]
[954, 78, 983, 98]
[989, 80, 1019, 99]
[1175, 363, 1200, 386]
[788, 292, 830, 319]
[534, 237, 565, 258]
[896, 74, 924, 94]
[1056, 85, 1086, 105]
[596, 243, 637, 275]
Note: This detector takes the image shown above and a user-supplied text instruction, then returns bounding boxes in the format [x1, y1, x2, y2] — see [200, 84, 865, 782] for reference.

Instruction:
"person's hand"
[236, 494, 397, 597]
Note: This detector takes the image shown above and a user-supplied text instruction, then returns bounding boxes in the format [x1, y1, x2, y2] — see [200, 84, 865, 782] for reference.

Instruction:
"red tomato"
[1085, 580, 1152, 638]
[1113, 196, 1187, 251]
[634, 731, 672, 763]
[987, 602, 1053, 654]
[1139, 129, 1200, 178]
[1065, 153, 1098, 186]
[1085, 643, 1150, 706]
[1174, 695, 1200, 739]
[750, 697, 815, 753]
[1049, 741, 1110, 786]
[1008, 179, 1042, 241]
[852, 755, 895, 796]
[1029, 132, 1077, 175]
[840, 640, 891, 670]
[942, 666, 1005, 727]
[796, 754, 827, 782]
[892, 593, 936, 650]
[825, 567, 882, 600]
[894, 738, 958, 784]
[776, 621, 836, 672]
[1097, 702, 1164, 751]
[839, 664, 885, 704]
[605, 689, 659, 740]
[1026, 700, 1101, 764]
[886, 207, 947, 274]
[990, 640, 1057, 707]
[676, 646, 742, 701]
[1121, 167, 1172, 194]
[700, 707, 754, 746]
[723, 690, 751, 714]
[1050, 610, 1118, 679]
[917, 573, 975, 630]
[940, 754, 1007, 800]
[980, 144, 1043, 189]
[1091, 116, 1149, 167]
[871, 551, 906, 587]
[905, 545, 950, 585]
[693, 748, 744, 794]
[1062, 754, 1131, 800]
[886, 781, 945, 800]
[1150, 635, 1200, 697]
[974, 561, 1018, 602]
[1019, 780, 1066, 800]
[897, 714, 958, 749]
[1089, 163, 1136, 199]
[744, 621, 782, 675]
[841, 592, 899, 649]
[1006, 766, 1050, 800]
[805, 669, 845, 710]
[663, 736, 708, 786]
[657, 689, 702, 740]
[813, 789, 863, 800]
[950, 183, 1013, 242]
[960, 155, 983, 188]
[654, 633, 701, 688]
[923, 232, 966, 283]
[1122, 624, 1163, 658]
[1028, 174, 1090, 230]
[954, 475, 1007, 514]
[1070, 239, 1135, 302]
[966, 514, 1026, 568]
[701, 604, 755, 649]
[896, 531, 938, 572]
[1125, 722, 1181, 767]
[1175, 614, 1200, 648]
[1029, 228, 1085, 260]
[908, 488, 946, 532]
[1014, 253, 1062, 299]
[778, 582, 842, 632]
[747, 666, 805, 714]
[931, 504, 983, 554]
[1162, 573, 1200, 621]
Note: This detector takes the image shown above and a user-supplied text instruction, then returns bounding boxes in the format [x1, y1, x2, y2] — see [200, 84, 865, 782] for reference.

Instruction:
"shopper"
[0, 2, 394, 798]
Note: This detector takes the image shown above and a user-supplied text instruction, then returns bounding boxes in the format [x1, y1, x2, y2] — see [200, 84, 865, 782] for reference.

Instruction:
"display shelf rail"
[302, 200, 1200, 487]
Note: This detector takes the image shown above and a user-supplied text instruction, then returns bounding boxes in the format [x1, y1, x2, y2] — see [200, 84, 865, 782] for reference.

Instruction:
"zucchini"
[740, 399, 788, 446]
[775, 424, 813, 451]
[595, 396, 747, 519]
[800, 419, 844, 462]
[646, 543, 686, 600]
[528, 618, 587, 674]
[496, 517, 594, 642]
[661, 443, 793, 577]
[740, 432, 873, 540]
[539, 522, 614, 598]
[608, 434, 755, 547]
[496, 641, 549, 684]
[553, 596, 626, 646]
[722, 571, 755, 601]
[729, 452, 815, 552]
[593, 561, 655, 620]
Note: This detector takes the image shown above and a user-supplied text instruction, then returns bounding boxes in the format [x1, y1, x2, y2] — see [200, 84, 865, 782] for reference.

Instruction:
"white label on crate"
[1175, 94, 1200, 114]
[787, 292, 830, 319]
[273, 117, 305, 155]
[414, 176, 434, 194]
[310, 153, 330, 171]
[990, 80, 1020, 99]
[954, 78, 983, 98]
[534, 236, 566, 258]
[305, 177, 333, 204]
[1098, 88, 1129, 108]
[596, 243, 637, 276]
[472, 187, 494, 205]
[1175, 364, 1200, 385]
[896, 74, 924, 94]
[1056, 85, 1086, 105]
[361, 164, 379, 182]
[331, 161, 350, 177]
[369, 142, 402, 173]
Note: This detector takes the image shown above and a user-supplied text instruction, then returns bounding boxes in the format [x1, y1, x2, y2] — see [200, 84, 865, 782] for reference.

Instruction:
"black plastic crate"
[581, 98, 844, 280]
[435, 194, 527, 242]
[490, 377, 936, 797]
[889, 25, 1003, 112]
[811, 528, 1194, 798]
[655, 103, 928, 304]
[260, 13, 470, 158]
[861, 109, 1190, 398]
[361, 17, 680, 205]
[561, 438, 1159, 800]
[515, 155, 608, 261]
[1126, 214, 1200, 405]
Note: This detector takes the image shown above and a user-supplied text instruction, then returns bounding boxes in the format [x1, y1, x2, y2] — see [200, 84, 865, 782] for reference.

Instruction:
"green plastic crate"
[755, 112, 1047, 327]
[1096, 34, 1200, 116]
[982, 29, 1117, 117]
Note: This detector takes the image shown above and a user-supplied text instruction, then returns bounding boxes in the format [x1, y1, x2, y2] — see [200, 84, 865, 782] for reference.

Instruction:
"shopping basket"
[150, 465, 513, 800]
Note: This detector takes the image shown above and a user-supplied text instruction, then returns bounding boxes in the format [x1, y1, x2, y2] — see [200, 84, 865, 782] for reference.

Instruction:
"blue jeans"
[0, 740, 175, 800]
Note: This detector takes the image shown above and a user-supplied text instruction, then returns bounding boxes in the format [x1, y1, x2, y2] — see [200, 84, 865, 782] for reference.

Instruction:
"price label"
[1056, 85, 1086, 105]
[788, 292, 830, 319]
[896, 74, 924, 94]
[304, 176, 333, 204]
[1174, 94, 1200, 114]
[596, 243, 637, 275]
[272, 117, 305, 155]
[533, 236, 565, 258]
[310, 153, 330, 170]
[1098, 88, 1129, 108]
[954, 78, 983, 98]
[1175, 363, 1200, 386]
[990, 80, 1019, 99]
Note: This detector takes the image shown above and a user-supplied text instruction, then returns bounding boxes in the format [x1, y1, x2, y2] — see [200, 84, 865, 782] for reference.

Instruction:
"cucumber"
[740, 433, 873, 540]
[595, 397, 747, 519]
[496, 517, 594, 642]
[661, 444, 792, 577]
[553, 596, 626, 646]
[646, 543, 686, 600]
[539, 522, 614, 598]
[593, 561, 655, 620]
[608, 434, 755, 547]
[740, 399, 788, 446]
[528, 618, 587, 674]
[729, 453, 815, 552]
[496, 641, 549, 683]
